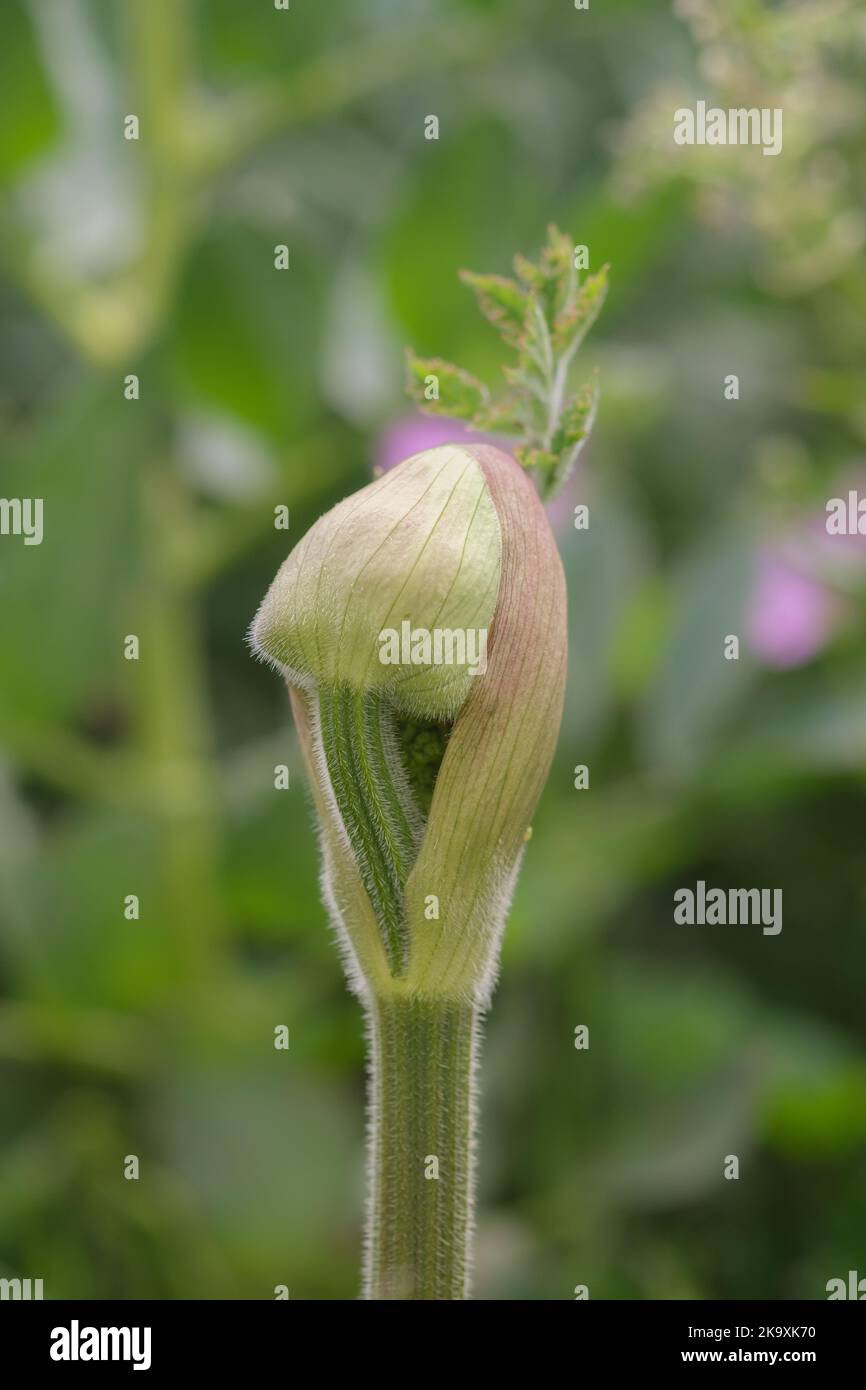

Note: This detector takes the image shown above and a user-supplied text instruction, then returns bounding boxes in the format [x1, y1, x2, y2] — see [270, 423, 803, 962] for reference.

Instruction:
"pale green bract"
[252, 446, 501, 722]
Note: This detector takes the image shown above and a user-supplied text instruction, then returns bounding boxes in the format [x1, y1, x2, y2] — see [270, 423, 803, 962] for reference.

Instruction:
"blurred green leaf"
[0, 0, 59, 177]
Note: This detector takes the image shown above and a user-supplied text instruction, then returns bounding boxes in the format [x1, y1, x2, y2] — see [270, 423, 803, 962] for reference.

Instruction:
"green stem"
[363, 996, 480, 1300]
[136, 460, 226, 991]
[315, 688, 481, 1294]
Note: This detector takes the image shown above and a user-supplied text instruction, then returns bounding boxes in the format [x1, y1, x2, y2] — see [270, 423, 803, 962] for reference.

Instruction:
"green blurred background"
[1, 0, 866, 1300]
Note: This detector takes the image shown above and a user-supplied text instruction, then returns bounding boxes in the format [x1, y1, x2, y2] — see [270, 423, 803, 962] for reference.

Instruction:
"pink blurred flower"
[746, 547, 839, 669]
[375, 413, 587, 532]
[375, 415, 489, 474]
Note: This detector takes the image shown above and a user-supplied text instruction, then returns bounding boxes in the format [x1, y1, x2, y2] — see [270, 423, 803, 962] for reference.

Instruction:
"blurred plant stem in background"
[135, 457, 226, 995]
[9, 0, 519, 366]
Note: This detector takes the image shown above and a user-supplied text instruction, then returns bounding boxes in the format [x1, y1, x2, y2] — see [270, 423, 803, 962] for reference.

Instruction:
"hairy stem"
[315, 688, 482, 1294]
[363, 996, 480, 1300]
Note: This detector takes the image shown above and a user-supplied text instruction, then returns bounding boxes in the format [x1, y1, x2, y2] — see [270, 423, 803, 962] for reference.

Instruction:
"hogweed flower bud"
[250, 231, 604, 1300]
